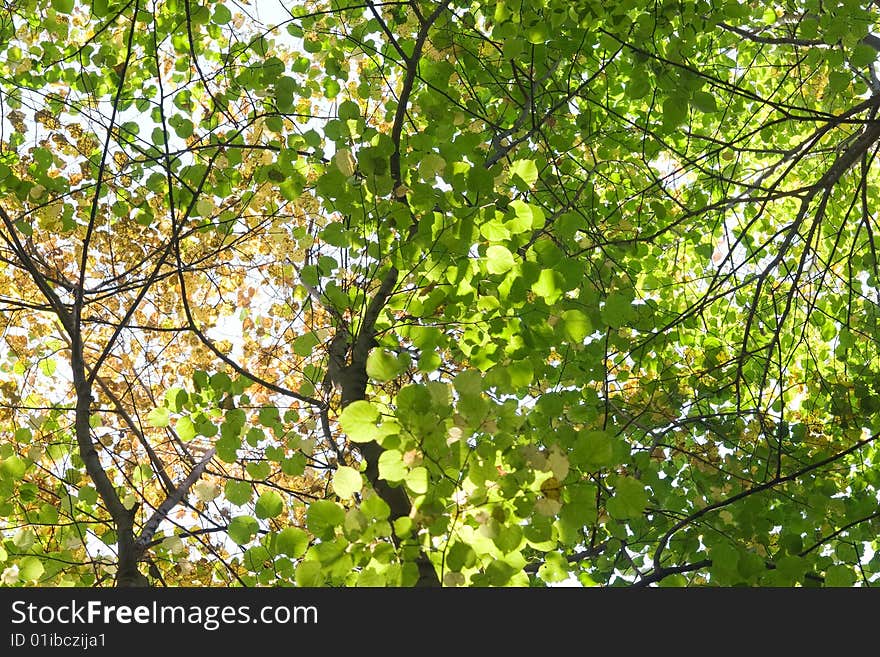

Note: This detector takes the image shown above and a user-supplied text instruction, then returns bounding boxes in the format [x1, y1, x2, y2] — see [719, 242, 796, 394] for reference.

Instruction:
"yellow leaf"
[546, 446, 569, 481]
[334, 148, 356, 177]
[194, 481, 220, 503]
[1, 566, 19, 585]
[29, 184, 46, 201]
[196, 198, 215, 217]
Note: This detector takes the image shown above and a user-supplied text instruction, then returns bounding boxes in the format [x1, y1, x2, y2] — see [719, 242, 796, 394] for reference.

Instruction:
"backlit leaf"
[332, 466, 363, 499]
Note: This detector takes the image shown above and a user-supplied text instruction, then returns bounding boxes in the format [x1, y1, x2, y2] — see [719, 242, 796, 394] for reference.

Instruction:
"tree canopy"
[0, 0, 879, 588]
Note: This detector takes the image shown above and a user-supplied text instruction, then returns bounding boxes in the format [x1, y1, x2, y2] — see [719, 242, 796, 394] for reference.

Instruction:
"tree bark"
[71, 340, 147, 587]
[335, 268, 441, 587]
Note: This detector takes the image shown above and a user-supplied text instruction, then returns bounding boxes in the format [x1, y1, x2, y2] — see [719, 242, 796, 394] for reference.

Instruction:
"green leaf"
[258, 406, 281, 427]
[493, 524, 523, 554]
[332, 466, 363, 499]
[306, 500, 346, 537]
[850, 44, 878, 68]
[321, 222, 349, 247]
[243, 545, 271, 572]
[601, 292, 635, 328]
[532, 269, 562, 303]
[495, 1, 511, 22]
[246, 461, 270, 481]
[419, 153, 446, 179]
[246, 427, 265, 447]
[378, 449, 406, 482]
[480, 218, 511, 242]
[404, 466, 428, 495]
[366, 349, 400, 382]
[338, 400, 381, 443]
[255, 491, 284, 519]
[78, 486, 99, 505]
[486, 245, 515, 275]
[213, 4, 233, 24]
[362, 494, 390, 521]
[356, 568, 386, 586]
[0, 455, 27, 481]
[485, 560, 516, 585]
[324, 78, 341, 98]
[775, 555, 808, 584]
[626, 76, 652, 99]
[662, 96, 689, 128]
[824, 564, 856, 587]
[572, 430, 614, 468]
[51, 0, 74, 13]
[538, 552, 569, 583]
[19, 556, 44, 582]
[172, 117, 194, 139]
[275, 76, 297, 112]
[165, 387, 188, 412]
[454, 370, 482, 397]
[295, 560, 323, 586]
[276, 527, 309, 558]
[337, 100, 360, 120]
[526, 24, 548, 44]
[293, 332, 321, 357]
[607, 477, 648, 520]
[146, 407, 170, 428]
[509, 159, 538, 186]
[508, 360, 533, 386]
[224, 480, 252, 506]
[228, 516, 259, 545]
[508, 200, 543, 233]
[393, 516, 413, 538]
[282, 454, 307, 477]
[691, 91, 717, 113]
[209, 371, 232, 393]
[39, 358, 56, 376]
[175, 416, 196, 441]
[447, 542, 476, 571]
[709, 543, 740, 584]
[561, 309, 592, 342]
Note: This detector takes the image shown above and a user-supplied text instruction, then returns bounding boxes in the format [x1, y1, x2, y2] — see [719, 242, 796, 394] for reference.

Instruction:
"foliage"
[0, 0, 879, 587]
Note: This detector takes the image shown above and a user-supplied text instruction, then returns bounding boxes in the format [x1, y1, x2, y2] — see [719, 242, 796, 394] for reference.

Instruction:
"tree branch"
[651, 431, 880, 572]
[134, 448, 217, 554]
